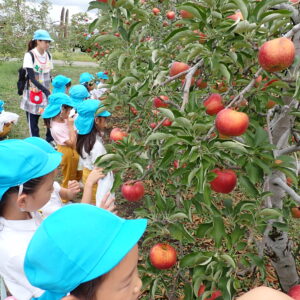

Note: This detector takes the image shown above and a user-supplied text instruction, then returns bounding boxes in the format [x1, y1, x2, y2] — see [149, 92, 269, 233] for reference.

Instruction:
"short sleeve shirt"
[50, 120, 70, 146]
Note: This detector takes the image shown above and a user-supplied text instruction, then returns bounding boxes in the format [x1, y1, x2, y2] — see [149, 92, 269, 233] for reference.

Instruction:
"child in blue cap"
[52, 75, 72, 94]
[21, 29, 54, 143]
[0, 100, 19, 140]
[90, 71, 109, 100]
[42, 93, 82, 197]
[24, 204, 147, 300]
[79, 72, 95, 94]
[0, 139, 112, 300]
[75, 99, 114, 205]
[69, 84, 90, 107]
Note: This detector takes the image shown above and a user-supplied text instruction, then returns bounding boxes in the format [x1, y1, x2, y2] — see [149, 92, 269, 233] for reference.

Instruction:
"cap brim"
[98, 111, 111, 117]
[83, 218, 147, 283]
[42, 105, 61, 119]
[75, 115, 94, 135]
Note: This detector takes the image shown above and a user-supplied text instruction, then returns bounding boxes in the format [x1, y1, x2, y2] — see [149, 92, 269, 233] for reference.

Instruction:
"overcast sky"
[29, 0, 96, 23]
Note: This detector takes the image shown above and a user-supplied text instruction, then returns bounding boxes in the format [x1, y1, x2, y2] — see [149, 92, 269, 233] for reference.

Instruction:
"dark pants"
[26, 112, 53, 142]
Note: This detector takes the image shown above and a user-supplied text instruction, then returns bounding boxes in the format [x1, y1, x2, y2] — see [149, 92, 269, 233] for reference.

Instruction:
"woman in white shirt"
[20, 29, 54, 143]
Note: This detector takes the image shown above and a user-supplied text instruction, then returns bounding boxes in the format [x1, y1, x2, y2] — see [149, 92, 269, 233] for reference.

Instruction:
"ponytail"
[27, 40, 37, 52]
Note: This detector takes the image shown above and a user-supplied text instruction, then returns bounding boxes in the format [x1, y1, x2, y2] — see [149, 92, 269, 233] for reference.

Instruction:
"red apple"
[173, 160, 179, 169]
[227, 11, 243, 21]
[198, 284, 206, 297]
[206, 290, 222, 300]
[162, 119, 172, 126]
[266, 100, 276, 109]
[209, 168, 237, 194]
[196, 78, 208, 89]
[291, 207, 300, 218]
[261, 79, 279, 91]
[290, 0, 300, 4]
[110, 128, 128, 141]
[215, 109, 249, 136]
[288, 285, 300, 299]
[254, 75, 263, 87]
[169, 61, 190, 77]
[114, 33, 120, 37]
[152, 7, 160, 15]
[162, 21, 169, 27]
[180, 10, 194, 19]
[204, 94, 224, 116]
[149, 243, 177, 269]
[193, 30, 207, 44]
[150, 122, 157, 129]
[130, 106, 138, 115]
[121, 181, 145, 202]
[258, 37, 295, 72]
[153, 95, 169, 108]
[166, 11, 175, 20]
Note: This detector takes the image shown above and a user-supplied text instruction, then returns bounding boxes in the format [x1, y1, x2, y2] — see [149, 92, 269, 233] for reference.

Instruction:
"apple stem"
[272, 177, 300, 204]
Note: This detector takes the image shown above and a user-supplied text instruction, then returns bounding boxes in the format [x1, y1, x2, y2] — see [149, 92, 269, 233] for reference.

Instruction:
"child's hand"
[61, 296, 80, 300]
[99, 192, 116, 213]
[67, 180, 81, 199]
[86, 167, 105, 186]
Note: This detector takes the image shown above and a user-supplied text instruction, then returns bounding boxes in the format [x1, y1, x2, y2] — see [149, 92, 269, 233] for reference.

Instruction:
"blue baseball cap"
[24, 204, 147, 300]
[97, 72, 109, 80]
[0, 139, 62, 200]
[42, 93, 75, 119]
[0, 100, 4, 113]
[75, 99, 111, 135]
[33, 29, 54, 42]
[24, 137, 61, 155]
[79, 72, 95, 84]
[69, 85, 90, 105]
[52, 75, 71, 94]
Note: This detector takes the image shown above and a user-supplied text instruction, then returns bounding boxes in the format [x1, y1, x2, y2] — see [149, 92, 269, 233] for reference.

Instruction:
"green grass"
[52, 51, 94, 62]
[0, 61, 98, 139]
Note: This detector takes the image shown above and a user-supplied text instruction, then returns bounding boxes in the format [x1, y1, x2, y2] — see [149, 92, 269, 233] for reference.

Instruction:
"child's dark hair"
[0, 176, 45, 216]
[70, 274, 106, 300]
[43, 104, 73, 128]
[28, 40, 37, 52]
[66, 81, 72, 88]
[76, 124, 98, 158]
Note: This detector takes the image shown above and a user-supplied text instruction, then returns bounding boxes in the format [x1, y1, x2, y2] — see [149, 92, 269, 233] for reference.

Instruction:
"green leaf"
[231, 0, 248, 20]
[220, 254, 236, 268]
[118, 53, 127, 70]
[188, 168, 199, 186]
[88, 18, 98, 33]
[196, 222, 213, 237]
[158, 108, 175, 121]
[174, 117, 193, 130]
[164, 27, 189, 43]
[169, 223, 194, 243]
[88, 1, 110, 11]
[132, 163, 144, 175]
[118, 25, 129, 42]
[245, 162, 262, 185]
[145, 132, 171, 143]
[176, 5, 201, 19]
[128, 21, 142, 41]
[219, 64, 231, 83]
[180, 252, 212, 268]
[259, 208, 282, 218]
[239, 175, 259, 197]
[217, 141, 248, 153]
[254, 127, 269, 147]
[94, 34, 122, 45]
[212, 216, 226, 247]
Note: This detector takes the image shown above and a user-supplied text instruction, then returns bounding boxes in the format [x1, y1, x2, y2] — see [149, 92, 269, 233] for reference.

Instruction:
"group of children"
[0, 29, 295, 300]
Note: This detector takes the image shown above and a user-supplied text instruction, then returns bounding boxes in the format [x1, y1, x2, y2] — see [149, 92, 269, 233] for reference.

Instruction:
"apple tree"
[86, 0, 300, 299]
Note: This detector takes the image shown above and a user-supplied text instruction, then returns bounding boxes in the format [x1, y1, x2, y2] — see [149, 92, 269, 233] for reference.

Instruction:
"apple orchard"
[85, 0, 300, 299]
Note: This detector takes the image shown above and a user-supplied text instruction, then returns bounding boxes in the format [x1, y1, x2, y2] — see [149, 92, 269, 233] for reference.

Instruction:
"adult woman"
[20, 29, 54, 142]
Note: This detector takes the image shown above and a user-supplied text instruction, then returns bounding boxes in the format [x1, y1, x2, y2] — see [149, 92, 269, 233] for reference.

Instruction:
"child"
[75, 99, 114, 205]
[79, 72, 95, 94]
[0, 100, 19, 140]
[24, 204, 147, 300]
[52, 75, 72, 94]
[42, 93, 81, 194]
[89, 71, 109, 100]
[69, 84, 90, 107]
[237, 286, 293, 300]
[0, 139, 111, 300]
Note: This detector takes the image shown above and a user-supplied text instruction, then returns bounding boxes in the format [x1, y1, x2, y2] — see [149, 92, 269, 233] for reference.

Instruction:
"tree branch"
[160, 69, 191, 86]
[181, 59, 204, 111]
[277, 144, 300, 156]
[285, 23, 300, 39]
[272, 177, 300, 204]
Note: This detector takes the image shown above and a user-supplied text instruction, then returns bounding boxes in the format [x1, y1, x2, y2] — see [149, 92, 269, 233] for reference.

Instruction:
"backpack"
[17, 51, 51, 96]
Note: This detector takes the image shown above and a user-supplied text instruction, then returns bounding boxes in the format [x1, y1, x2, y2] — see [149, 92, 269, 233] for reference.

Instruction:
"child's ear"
[16, 194, 29, 211]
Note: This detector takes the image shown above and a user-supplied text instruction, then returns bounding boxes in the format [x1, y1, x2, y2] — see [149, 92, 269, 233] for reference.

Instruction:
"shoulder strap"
[46, 50, 51, 60]
[28, 51, 35, 65]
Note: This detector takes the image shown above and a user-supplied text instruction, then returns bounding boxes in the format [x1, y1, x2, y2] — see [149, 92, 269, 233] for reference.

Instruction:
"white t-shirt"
[89, 83, 108, 100]
[0, 218, 43, 300]
[23, 48, 53, 74]
[0, 183, 62, 300]
[79, 135, 114, 206]
[0, 111, 19, 132]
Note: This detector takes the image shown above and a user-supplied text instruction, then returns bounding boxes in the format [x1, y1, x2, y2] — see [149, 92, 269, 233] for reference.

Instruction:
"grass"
[52, 51, 94, 62]
[0, 61, 98, 139]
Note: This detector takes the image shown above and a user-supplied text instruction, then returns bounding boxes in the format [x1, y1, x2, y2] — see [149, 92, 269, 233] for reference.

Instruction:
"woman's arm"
[26, 68, 50, 97]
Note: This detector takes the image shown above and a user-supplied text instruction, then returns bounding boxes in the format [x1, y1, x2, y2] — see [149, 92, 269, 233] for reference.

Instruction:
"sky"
[29, 0, 96, 23]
